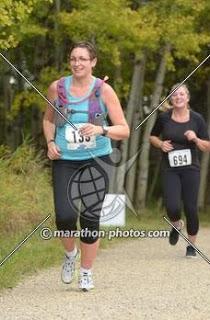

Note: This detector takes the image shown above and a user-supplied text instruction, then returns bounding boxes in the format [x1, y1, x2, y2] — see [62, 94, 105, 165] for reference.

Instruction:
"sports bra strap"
[56, 76, 108, 124]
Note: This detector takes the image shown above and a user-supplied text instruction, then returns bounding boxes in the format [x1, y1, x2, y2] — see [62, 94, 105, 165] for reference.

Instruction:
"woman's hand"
[184, 130, 210, 151]
[184, 130, 198, 143]
[47, 142, 61, 160]
[79, 123, 103, 137]
[161, 140, 174, 152]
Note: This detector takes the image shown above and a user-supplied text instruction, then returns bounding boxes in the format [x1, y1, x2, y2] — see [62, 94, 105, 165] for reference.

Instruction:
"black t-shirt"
[151, 110, 209, 168]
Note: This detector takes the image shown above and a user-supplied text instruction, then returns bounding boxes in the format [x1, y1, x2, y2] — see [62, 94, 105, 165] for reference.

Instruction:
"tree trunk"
[114, 54, 145, 193]
[198, 78, 210, 209]
[147, 152, 161, 202]
[54, 0, 63, 71]
[136, 43, 171, 210]
[125, 53, 147, 201]
[109, 65, 123, 193]
[3, 59, 14, 148]
[2, 73, 10, 144]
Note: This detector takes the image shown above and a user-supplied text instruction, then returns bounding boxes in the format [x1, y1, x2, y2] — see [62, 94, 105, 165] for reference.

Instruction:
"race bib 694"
[168, 149, 192, 167]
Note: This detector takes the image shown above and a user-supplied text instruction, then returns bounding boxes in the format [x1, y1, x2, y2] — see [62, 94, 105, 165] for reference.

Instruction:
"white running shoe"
[61, 250, 78, 284]
[79, 272, 95, 292]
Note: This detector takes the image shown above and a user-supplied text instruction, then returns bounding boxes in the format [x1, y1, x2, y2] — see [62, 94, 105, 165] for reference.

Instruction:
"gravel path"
[0, 229, 210, 320]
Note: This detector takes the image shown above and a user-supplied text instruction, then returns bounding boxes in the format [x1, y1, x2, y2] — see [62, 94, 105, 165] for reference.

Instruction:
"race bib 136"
[65, 124, 96, 150]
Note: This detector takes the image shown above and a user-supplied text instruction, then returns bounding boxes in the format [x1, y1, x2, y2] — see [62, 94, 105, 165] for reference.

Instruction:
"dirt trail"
[0, 229, 210, 320]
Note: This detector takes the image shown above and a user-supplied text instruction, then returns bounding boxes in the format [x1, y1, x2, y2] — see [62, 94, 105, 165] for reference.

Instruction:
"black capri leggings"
[52, 155, 111, 244]
[162, 167, 200, 236]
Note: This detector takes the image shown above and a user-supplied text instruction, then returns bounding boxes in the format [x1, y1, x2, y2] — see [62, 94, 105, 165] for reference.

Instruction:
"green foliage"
[4, 0, 210, 119]
[0, 0, 52, 49]
[11, 66, 68, 117]
[2, 138, 45, 174]
[0, 145, 12, 159]
[58, 0, 146, 64]
[137, 0, 210, 62]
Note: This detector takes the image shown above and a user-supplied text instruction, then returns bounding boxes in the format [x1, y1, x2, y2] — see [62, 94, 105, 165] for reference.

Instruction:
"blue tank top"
[55, 75, 112, 160]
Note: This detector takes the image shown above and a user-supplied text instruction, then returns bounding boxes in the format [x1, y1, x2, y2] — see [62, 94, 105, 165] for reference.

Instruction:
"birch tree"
[198, 78, 210, 209]
[125, 53, 147, 200]
[136, 43, 171, 209]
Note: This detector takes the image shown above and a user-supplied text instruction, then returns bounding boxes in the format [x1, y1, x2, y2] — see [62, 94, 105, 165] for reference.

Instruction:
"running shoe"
[79, 272, 94, 292]
[186, 245, 197, 258]
[169, 219, 184, 246]
[61, 250, 78, 284]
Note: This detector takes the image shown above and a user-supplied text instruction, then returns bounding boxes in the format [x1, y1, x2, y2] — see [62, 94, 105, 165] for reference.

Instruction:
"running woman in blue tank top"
[54, 74, 113, 160]
[43, 41, 130, 291]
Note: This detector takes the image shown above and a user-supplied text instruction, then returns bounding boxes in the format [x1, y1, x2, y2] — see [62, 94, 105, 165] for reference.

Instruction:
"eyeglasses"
[69, 57, 91, 64]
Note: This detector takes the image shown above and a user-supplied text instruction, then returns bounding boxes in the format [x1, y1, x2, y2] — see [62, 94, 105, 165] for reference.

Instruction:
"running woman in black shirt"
[150, 84, 210, 257]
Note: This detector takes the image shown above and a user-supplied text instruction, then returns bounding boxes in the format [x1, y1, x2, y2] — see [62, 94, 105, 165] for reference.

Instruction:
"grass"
[0, 231, 62, 289]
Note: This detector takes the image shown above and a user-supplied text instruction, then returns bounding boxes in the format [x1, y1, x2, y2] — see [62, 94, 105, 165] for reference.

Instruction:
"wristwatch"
[101, 126, 109, 136]
[47, 139, 55, 145]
